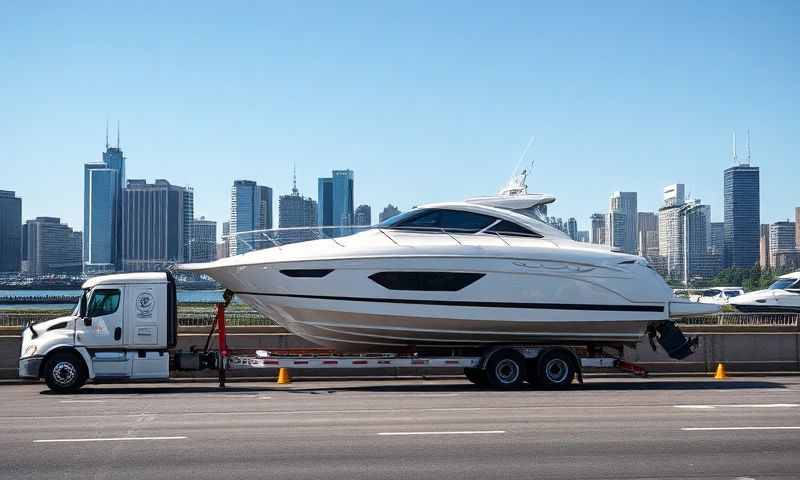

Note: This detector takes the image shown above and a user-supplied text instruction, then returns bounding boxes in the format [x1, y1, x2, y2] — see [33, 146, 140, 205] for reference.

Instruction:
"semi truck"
[19, 272, 647, 393]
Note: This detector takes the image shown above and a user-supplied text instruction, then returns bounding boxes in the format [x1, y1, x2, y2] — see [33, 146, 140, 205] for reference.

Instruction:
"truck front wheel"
[44, 352, 86, 393]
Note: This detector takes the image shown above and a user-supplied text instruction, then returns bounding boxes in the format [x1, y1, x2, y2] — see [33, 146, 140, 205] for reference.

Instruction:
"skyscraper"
[378, 204, 401, 223]
[84, 128, 126, 272]
[659, 202, 683, 280]
[121, 179, 194, 272]
[218, 221, 230, 259]
[21, 217, 82, 274]
[318, 170, 354, 235]
[278, 173, 317, 245]
[759, 224, 770, 269]
[723, 133, 760, 268]
[769, 221, 797, 268]
[796, 207, 800, 250]
[710, 222, 725, 257]
[590, 213, 605, 245]
[566, 217, 578, 241]
[191, 217, 217, 263]
[576, 231, 590, 243]
[609, 191, 637, 254]
[606, 211, 627, 252]
[230, 180, 273, 255]
[663, 184, 685, 207]
[637, 212, 658, 257]
[0, 190, 22, 272]
[355, 205, 372, 227]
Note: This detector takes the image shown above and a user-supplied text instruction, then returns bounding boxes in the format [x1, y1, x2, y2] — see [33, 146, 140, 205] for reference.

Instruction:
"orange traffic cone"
[713, 363, 728, 380]
[277, 367, 292, 384]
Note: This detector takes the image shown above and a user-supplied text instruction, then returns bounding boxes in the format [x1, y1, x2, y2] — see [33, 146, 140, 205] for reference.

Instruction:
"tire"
[485, 349, 526, 387]
[44, 352, 86, 393]
[464, 367, 489, 386]
[537, 350, 576, 388]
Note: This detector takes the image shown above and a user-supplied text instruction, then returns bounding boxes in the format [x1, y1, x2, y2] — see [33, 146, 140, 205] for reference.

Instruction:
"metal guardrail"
[676, 313, 799, 327]
[0, 310, 797, 330]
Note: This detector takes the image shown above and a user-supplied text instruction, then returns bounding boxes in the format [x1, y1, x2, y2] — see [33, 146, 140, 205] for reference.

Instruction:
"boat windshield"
[768, 278, 800, 290]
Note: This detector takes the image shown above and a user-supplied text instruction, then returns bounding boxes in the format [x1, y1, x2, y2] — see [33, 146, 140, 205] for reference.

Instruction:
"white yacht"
[729, 271, 800, 313]
[181, 177, 716, 358]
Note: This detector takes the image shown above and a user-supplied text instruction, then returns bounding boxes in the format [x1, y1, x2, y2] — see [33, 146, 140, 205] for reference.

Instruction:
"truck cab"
[19, 272, 178, 392]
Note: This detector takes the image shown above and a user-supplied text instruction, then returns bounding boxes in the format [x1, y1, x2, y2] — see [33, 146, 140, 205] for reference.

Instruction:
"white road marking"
[378, 430, 505, 436]
[674, 404, 799, 410]
[59, 400, 107, 404]
[33, 436, 187, 443]
[682, 426, 800, 431]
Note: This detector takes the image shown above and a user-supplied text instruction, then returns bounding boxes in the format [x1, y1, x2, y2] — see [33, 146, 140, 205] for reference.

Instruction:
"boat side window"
[86, 289, 121, 317]
[369, 272, 485, 291]
[384, 209, 497, 234]
[703, 289, 720, 297]
[768, 278, 798, 290]
[485, 220, 542, 238]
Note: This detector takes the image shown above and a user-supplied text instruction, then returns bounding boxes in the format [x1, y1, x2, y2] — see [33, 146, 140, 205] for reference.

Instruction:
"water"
[0, 289, 234, 310]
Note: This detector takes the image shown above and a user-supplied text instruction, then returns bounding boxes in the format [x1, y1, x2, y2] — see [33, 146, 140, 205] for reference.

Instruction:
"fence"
[676, 312, 799, 328]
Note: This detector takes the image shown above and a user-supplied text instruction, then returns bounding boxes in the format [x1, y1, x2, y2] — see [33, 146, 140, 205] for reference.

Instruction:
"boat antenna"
[510, 135, 536, 179]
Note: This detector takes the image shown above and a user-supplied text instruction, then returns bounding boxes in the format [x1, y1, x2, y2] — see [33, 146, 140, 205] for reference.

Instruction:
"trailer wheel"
[44, 352, 86, 393]
[485, 349, 526, 387]
[537, 350, 575, 388]
[464, 367, 489, 386]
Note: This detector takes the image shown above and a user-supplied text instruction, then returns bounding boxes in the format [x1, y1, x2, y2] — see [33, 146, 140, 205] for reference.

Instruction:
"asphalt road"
[1, 375, 800, 480]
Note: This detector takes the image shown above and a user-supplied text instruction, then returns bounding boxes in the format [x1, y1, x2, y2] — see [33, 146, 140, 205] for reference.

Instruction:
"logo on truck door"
[135, 292, 155, 318]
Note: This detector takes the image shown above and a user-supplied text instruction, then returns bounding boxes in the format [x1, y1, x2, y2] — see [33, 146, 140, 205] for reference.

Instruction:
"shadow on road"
[35, 377, 793, 396]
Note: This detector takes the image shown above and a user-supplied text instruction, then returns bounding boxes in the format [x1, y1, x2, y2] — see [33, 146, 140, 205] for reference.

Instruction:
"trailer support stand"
[216, 302, 229, 389]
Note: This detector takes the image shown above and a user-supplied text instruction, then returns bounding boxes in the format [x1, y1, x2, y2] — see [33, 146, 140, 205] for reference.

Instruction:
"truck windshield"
[72, 289, 89, 317]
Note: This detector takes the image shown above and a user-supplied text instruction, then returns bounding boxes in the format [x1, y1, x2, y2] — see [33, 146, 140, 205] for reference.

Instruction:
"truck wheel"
[537, 350, 575, 388]
[485, 349, 526, 387]
[44, 353, 86, 393]
[464, 367, 489, 386]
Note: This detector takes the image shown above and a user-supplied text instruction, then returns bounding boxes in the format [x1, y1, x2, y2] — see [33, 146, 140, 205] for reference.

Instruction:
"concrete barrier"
[2, 327, 798, 379]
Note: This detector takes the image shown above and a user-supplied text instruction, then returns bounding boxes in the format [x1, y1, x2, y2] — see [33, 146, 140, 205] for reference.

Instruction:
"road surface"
[1, 375, 799, 479]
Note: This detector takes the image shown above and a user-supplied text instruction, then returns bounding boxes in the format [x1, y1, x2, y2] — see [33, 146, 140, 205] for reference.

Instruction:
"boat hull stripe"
[234, 291, 665, 312]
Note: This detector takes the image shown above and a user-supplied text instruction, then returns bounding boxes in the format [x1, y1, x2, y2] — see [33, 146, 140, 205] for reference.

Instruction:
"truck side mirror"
[83, 317, 93, 327]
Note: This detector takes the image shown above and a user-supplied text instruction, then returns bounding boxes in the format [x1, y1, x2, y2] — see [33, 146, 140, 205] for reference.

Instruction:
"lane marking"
[59, 400, 107, 404]
[674, 404, 799, 410]
[682, 426, 800, 431]
[378, 430, 505, 436]
[33, 436, 187, 443]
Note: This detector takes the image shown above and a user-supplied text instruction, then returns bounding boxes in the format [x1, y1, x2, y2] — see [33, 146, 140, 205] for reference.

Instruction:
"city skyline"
[1, 3, 798, 233]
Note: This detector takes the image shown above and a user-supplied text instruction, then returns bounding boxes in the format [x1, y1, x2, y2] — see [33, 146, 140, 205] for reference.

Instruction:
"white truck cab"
[19, 272, 179, 392]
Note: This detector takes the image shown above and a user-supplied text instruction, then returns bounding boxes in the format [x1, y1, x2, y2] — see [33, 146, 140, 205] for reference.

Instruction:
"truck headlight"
[23, 345, 37, 357]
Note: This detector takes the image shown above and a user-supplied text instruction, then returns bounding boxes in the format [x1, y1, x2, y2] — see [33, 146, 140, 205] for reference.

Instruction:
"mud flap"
[649, 322, 698, 360]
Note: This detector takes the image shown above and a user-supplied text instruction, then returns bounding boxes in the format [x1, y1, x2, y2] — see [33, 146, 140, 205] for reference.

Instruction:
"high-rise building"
[318, 170, 354, 235]
[83, 129, 126, 273]
[355, 204, 372, 227]
[0, 190, 22, 272]
[723, 134, 759, 268]
[121, 179, 194, 272]
[609, 192, 637, 254]
[710, 222, 725, 257]
[278, 175, 317, 245]
[590, 213, 605, 245]
[637, 212, 658, 257]
[663, 184, 685, 207]
[576, 231, 590, 243]
[379, 204, 401, 223]
[566, 217, 578, 241]
[183, 188, 194, 262]
[659, 203, 683, 280]
[769, 221, 797, 268]
[230, 180, 273, 255]
[796, 208, 800, 250]
[606, 211, 627, 252]
[21, 217, 82, 274]
[218, 221, 230, 259]
[759, 224, 770, 269]
[191, 217, 217, 263]
[684, 201, 717, 280]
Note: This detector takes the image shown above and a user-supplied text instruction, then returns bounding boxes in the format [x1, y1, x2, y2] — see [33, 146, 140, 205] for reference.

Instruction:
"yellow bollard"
[713, 363, 728, 380]
[277, 367, 292, 384]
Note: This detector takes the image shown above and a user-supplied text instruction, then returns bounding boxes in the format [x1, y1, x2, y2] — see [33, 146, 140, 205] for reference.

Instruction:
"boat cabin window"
[369, 271, 485, 291]
[381, 208, 497, 234]
[768, 278, 800, 290]
[485, 220, 541, 238]
[702, 289, 720, 297]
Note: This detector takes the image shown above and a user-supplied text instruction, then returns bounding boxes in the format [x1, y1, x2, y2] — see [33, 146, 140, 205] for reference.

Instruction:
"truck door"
[77, 287, 125, 348]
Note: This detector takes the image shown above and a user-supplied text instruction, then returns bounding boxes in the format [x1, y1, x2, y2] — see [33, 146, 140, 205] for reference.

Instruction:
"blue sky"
[1, 1, 798, 234]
